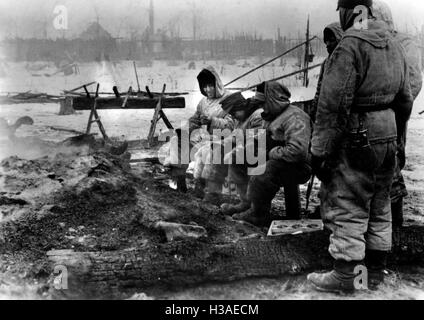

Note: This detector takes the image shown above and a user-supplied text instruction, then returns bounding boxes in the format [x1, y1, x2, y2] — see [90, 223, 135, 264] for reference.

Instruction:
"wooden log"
[47, 126, 94, 135]
[68, 91, 188, 97]
[0, 95, 62, 105]
[71, 96, 185, 110]
[47, 225, 424, 295]
[63, 91, 86, 97]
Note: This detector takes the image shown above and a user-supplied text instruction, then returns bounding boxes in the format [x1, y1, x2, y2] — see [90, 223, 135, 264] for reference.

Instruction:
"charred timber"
[48, 225, 424, 296]
[71, 96, 185, 110]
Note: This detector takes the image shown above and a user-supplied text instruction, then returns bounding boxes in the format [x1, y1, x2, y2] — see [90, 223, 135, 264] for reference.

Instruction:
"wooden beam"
[47, 225, 424, 296]
[71, 96, 185, 110]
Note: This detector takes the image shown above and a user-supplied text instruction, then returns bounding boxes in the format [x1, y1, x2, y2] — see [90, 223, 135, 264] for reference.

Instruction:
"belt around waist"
[350, 104, 392, 114]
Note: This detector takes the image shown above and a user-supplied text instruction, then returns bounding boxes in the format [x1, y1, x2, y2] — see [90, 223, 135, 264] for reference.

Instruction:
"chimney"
[149, 0, 154, 35]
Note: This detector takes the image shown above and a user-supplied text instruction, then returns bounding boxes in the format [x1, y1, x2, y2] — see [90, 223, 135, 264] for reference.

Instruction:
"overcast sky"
[0, 0, 423, 39]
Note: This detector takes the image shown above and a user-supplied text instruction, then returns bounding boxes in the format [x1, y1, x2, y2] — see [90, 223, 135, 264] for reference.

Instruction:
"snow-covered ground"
[1, 59, 424, 300]
[0, 58, 321, 159]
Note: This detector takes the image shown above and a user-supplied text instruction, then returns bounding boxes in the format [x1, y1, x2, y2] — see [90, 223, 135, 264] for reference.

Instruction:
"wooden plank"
[71, 96, 185, 110]
[65, 82, 96, 94]
[47, 126, 90, 135]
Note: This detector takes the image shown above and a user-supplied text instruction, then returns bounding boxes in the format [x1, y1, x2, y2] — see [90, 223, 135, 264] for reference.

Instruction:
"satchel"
[346, 127, 379, 172]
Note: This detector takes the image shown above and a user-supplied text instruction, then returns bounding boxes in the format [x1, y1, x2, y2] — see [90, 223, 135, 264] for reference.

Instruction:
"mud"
[0, 138, 267, 299]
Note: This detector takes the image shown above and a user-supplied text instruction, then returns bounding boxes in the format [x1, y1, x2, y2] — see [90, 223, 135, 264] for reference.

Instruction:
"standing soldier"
[308, 0, 413, 293]
[311, 22, 344, 122]
[308, 23, 344, 219]
[372, 0, 423, 228]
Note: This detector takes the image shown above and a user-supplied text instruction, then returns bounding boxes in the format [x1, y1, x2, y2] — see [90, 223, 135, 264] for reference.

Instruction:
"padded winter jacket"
[394, 32, 423, 100]
[311, 20, 414, 158]
[312, 23, 344, 122]
[262, 81, 312, 164]
[188, 66, 234, 133]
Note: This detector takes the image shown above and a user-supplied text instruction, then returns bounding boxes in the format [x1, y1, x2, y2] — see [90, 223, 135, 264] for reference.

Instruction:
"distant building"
[77, 22, 117, 61]
[79, 22, 114, 41]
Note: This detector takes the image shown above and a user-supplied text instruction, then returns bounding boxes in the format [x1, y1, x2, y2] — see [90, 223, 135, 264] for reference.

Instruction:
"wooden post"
[303, 15, 310, 87]
[112, 86, 121, 98]
[133, 61, 141, 92]
[83, 85, 91, 98]
[146, 85, 173, 130]
[86, 84, 109, 141]
[121, 86, 132, 109]
[58, 96, 75, 115]
[147, 84, 166, 147]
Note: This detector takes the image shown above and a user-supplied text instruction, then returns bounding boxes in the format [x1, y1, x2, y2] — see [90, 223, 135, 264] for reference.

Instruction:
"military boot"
[307, 260, 365, 294]
[391, 197, 404, 228]
[232, 202, 271, 227]
[366, 250, 389, 290]
[221, 184, 251, 216]
[175, 176, 187, 193]
[202, 180, 223, 206]
[203, 192, 224, 206]
[221, 201, 251, 216]
[193, 178, 206, 199]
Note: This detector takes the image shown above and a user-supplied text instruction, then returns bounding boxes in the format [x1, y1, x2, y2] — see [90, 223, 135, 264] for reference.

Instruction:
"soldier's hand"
[397, 148, 406, 170]
[268, 147, 282, 160]
[199, 115, 211, 126]
[311, 156, 333, 184]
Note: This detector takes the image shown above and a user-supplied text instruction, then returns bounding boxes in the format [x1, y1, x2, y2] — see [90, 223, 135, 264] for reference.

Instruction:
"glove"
[397, 147, 406, 170]
[199, 115, 212, 126]
[268, 147, 281, 160]
[311, 156, 333, 184]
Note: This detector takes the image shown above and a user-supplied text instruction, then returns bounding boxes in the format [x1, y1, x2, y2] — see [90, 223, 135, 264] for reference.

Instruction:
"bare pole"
[303, 15, 310, 87]
[227, 63, 323, 92]
[192, 0, 197, 41]
[149, 0, 154, 35]
[224, 36, 318, 87]
[133, 61, 141, 92]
